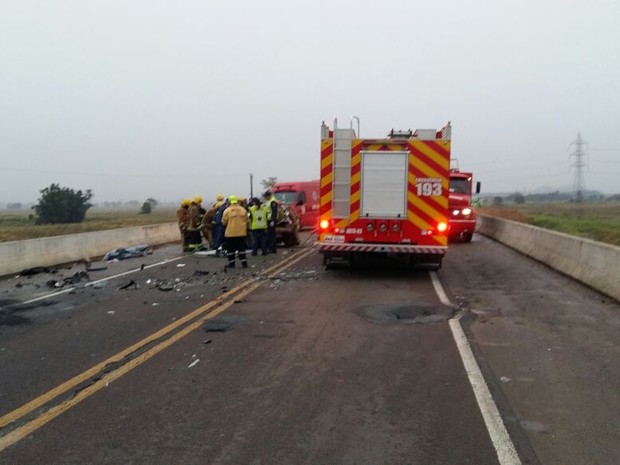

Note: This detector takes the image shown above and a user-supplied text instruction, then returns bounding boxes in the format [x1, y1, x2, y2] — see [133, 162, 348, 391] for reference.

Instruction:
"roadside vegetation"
[479, 201, 620, 247]
[0, 208, 176, 243]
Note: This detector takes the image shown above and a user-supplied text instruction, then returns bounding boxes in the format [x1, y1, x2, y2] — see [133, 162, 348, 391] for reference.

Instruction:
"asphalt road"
[0, 234, 619, 464]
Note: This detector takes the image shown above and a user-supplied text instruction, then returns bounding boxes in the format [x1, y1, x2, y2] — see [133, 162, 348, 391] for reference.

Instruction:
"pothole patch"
[354, 303, 455, 324]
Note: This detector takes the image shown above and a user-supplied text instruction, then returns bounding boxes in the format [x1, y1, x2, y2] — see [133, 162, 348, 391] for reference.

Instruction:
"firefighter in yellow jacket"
[176, 198, 191, 252]
[187, 195, 205, 252]
[222, 195, 249, 268]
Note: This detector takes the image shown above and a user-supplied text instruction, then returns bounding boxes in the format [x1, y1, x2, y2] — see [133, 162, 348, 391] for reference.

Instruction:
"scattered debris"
[176, 263, 186, 268]
[118, 279, 138, 290]
[500, 376, 512, 383]
[103, 245, 150, 261]
[203, 339, 212, 344]
[45, 271, 90, 289]
[152, 303, 160, 306]
[19, 266, 58, 277]
[192, 270, 209, 277]
[188, 359, 200, 368]
[86, 265, 108, 272]
[107, 311, 115, 315]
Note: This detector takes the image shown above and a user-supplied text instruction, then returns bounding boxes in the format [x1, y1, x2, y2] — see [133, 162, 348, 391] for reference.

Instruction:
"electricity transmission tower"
[569, 133, 588, 203]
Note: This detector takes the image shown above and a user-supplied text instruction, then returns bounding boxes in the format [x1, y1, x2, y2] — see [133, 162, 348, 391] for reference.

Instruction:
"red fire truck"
[318, 118, 452, 268]
[448, 164, 481, 242]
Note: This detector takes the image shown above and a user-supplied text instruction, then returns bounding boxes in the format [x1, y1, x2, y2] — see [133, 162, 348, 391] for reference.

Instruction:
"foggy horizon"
[1, 1, 619, 205]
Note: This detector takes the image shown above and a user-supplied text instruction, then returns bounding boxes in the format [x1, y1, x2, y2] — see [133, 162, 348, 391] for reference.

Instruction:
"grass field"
[0, 208, 176, 243]
[479, 201, 620, 247]
[2, 203, 619, 247]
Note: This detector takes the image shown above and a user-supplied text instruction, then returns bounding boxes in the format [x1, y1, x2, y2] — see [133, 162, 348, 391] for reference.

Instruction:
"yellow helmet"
[181, 198, 191, 207]
[228, 195, 238, 204]
[193, 195, 203, 204]
[216, 194, 224, 201]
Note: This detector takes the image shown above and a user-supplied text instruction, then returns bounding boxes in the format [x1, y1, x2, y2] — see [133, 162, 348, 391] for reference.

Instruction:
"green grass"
[479, 201, 620, 247]
[0, 208, 176, 243]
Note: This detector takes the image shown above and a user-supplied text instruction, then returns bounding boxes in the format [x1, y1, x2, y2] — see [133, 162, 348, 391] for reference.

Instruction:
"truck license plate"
[323, 234, 345, 243]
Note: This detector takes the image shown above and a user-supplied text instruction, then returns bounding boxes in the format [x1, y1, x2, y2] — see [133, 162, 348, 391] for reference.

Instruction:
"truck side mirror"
[476, 182, 481, 194]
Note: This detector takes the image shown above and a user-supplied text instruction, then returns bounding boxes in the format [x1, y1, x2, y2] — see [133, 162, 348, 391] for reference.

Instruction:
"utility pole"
[569, 133, 588, 204]
[249, 173, 254, 199]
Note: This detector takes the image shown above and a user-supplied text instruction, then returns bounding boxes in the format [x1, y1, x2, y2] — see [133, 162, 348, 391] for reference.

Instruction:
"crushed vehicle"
[275, 203, 301, 247]
[271, 180, 320, 230]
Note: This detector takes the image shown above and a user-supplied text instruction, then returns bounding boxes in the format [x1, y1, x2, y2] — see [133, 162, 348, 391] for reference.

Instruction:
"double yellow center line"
[0, 247, 315, 452]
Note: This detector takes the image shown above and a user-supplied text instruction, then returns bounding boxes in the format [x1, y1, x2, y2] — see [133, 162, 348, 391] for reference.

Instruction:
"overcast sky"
[1, 0, 619, 205]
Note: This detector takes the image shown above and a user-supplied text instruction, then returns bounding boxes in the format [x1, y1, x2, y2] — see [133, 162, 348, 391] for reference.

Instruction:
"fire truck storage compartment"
[360, 151, 408, 218]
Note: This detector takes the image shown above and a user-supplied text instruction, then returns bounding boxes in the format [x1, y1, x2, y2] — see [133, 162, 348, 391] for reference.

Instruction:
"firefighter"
[187, 195, 205, 252]
[222, 195, 249, 268]
[201, 206, 216, 249]
[248, 197, 269, 256]
[213, 194, 225, 210]
[176, 198, 191, 252]
[212, 198, 229, 255]
[263, 190, 279, 254]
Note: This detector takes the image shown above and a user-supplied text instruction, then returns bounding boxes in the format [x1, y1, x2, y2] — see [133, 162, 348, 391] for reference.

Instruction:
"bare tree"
[260, 176, 278, 190]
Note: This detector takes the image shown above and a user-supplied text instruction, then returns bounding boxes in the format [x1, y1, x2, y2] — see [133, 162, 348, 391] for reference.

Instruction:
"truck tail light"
[319, 219, 331, 231]
[461, 208, 472, 216]
[437, 222, 448, 233]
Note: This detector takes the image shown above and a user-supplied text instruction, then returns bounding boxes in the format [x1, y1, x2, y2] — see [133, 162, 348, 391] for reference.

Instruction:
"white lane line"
[429, 271, 451, 306]
[21, 256, 184, 305]
[430, 271, 521, 465]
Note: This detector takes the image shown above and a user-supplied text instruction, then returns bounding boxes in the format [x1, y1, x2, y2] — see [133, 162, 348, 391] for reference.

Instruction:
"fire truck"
[448, 162, 481, 242]
[318, 118, 452, 268]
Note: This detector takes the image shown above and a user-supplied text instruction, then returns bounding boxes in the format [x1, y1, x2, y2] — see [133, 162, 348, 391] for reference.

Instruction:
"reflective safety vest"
[249, 205, 268, 230]
[265, 196, 279, 222]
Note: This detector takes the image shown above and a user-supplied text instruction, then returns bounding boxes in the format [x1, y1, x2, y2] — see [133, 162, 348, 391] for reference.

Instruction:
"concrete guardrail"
[478, 215, 620, 302]
[0, 222, 180, 277]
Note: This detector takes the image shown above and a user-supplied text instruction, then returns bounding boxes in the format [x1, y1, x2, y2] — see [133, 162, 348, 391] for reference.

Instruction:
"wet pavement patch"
[354, 303, 455, 324]
[0, 312, 31, 326]
[0, 299, 59, 326]
[0, 299, 21, 308]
